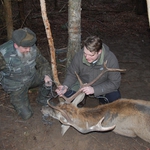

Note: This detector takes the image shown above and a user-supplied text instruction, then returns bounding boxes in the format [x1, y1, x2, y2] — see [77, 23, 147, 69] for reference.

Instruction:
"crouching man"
[0, 27, 52, 120]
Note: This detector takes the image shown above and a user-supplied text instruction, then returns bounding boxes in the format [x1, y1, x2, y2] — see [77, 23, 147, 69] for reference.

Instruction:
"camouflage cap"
[12, 27, 37, 47]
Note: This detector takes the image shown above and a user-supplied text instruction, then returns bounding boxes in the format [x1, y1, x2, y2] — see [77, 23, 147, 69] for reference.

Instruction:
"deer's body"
[41, 61, 150, 143]
[42, 98, 150, 143]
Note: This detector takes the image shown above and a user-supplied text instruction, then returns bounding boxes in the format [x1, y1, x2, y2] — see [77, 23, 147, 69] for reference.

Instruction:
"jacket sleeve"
[63, 53, 80, 88]
[93, 53, 121, 97]
[0, 52, 6, 71]
[35, 47, 52, 79]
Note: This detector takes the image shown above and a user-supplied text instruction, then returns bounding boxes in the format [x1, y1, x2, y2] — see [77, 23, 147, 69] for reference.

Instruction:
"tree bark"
[67, 0, 82, 67]
[40, 0, 61, 86]
[146, 0, 150, 27]
[4, 0, 13, 40]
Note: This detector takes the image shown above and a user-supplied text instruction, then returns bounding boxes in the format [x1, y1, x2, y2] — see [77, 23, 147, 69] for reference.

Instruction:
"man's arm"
[0, 52, 6, 71]
[63, 52, 82, 89]
[35, 47, 52, 80]
[93, 54, 121, 97]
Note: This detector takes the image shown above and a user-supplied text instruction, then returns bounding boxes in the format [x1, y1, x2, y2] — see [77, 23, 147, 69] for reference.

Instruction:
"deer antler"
[61, 60, 126, 103]
[47, 100, 73, 124]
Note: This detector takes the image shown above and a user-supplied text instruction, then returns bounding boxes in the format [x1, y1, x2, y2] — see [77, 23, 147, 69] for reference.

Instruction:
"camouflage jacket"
[0, 40, 52, 91]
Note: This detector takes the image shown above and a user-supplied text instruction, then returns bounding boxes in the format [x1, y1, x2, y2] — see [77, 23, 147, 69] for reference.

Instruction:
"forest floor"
[1, 1, 150, 150]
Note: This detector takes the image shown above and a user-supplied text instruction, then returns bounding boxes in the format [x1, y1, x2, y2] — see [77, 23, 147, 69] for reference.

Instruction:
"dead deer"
[41, 61, 150, 143]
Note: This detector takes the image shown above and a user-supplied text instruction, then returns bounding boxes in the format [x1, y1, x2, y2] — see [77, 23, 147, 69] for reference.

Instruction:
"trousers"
[97, 89, 121, 104]
[9, 72, 50, 120]
[64, 89, 121, 104]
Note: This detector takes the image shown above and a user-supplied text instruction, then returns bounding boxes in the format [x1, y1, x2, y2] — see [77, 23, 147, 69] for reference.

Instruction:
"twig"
[59, 3, 67, 12]
[0, 104, 15, 112]
[21, 9, 32, 28]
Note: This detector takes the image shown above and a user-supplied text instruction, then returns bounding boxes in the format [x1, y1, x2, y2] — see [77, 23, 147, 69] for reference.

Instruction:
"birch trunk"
[146, 0, 150, 27]
[40, 0, 60, 86]
[67, 0, 82, 67]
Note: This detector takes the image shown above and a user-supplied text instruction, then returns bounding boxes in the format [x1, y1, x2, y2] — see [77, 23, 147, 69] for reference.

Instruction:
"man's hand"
[80, 86, 94, 95]
[44, 75, 52, 86]
[55, 85, 68, 96]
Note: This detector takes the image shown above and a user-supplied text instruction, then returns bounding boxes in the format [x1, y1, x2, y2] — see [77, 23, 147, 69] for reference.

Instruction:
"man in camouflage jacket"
[0, 27, 52, 120]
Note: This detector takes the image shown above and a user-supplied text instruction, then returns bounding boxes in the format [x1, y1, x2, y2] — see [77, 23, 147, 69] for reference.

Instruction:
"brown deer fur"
[41, 98, 150, 143]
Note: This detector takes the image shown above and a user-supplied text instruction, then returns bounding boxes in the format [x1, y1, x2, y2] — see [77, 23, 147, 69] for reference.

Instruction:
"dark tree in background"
[17, 0, 25, 27]
[136, 0, 147, 15]
[4, 0, 13, 40]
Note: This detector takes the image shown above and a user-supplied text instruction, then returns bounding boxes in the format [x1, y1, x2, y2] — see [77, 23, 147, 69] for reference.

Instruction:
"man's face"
[83, 46, 102, 63]
[17, 46, 30, 54]
[14, 43, 32, 62]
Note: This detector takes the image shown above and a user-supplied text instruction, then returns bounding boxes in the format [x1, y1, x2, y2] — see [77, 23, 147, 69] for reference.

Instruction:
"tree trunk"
[146, 0, 150, 27]
[18, 0, 25, 27]
[40, 0, 61, 86]
[67, 0, 81, 67]
[4, 0, 13, 40]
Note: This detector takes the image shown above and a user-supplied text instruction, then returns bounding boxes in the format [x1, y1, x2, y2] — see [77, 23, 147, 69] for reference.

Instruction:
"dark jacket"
[63, 43, 121, 97]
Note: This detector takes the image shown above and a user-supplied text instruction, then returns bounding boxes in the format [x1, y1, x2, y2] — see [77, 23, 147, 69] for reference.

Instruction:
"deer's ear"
[72, 92, 85, 107]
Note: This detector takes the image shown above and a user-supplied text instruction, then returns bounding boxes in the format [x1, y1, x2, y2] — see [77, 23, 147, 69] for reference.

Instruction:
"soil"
[1, 0, 150, 150]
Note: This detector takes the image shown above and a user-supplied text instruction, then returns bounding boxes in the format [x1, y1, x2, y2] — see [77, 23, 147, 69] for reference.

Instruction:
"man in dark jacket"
[56, 35, 121, 107]
[0, 27, 52, 120]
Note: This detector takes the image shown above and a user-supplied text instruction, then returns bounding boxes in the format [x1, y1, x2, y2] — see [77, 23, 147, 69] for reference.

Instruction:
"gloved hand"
[44, 75, 52, 87]
[55, 85, 68, 96]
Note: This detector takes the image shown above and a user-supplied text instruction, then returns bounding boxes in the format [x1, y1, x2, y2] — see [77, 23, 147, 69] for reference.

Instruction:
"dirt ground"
[1, 0, 150, 150]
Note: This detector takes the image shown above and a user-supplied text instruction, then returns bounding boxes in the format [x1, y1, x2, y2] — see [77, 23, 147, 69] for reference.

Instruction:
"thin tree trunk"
[146, 0, 150, 27]
[4, 0, 13, 40]
[67, 0, 81, 67]
[40, 0, 60, 86]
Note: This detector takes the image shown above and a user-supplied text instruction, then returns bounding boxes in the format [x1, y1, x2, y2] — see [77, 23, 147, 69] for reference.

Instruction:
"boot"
[36, 85, 51, 105]
[16, 105, 33, 120]
[77, 96, 87, 108]
[99, 96, 109, 104]
[36, 97, 48, 105]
